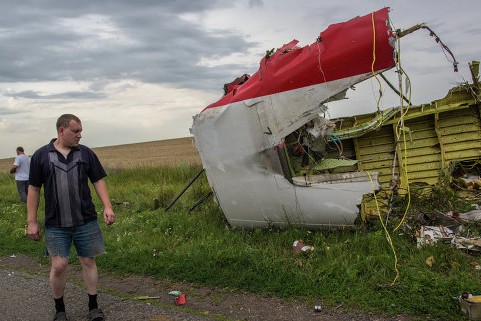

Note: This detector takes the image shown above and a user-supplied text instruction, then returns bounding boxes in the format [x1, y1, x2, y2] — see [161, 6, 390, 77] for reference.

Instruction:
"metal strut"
[189, 191, 214, 212]
[379, 72, 411, 105]
[164, 168, 205, 211]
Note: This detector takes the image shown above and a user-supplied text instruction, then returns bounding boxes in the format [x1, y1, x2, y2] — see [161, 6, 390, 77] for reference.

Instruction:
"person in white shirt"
[10, 146, 31, 203]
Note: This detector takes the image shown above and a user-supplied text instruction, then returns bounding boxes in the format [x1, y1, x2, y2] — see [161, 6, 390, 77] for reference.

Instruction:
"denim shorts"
[45, 219, 106, 258]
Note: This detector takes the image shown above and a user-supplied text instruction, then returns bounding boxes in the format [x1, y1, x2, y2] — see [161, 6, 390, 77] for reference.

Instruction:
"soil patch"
[0, 254, 415, 321]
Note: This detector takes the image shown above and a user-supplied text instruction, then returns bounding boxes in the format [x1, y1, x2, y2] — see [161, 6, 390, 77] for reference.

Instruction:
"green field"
[1, 164, 480, 321]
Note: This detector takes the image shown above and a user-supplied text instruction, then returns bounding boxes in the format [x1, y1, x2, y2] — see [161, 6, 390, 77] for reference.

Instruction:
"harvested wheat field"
[92, 137, 201, 169]
[0, 137, 201, 172]
[0, 157, 14, 173]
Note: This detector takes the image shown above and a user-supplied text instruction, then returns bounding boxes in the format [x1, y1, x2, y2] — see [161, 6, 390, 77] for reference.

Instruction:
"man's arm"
[93, 178, 115, 225]
[26, 185, 41, 240]
[9, 165, 17, 174]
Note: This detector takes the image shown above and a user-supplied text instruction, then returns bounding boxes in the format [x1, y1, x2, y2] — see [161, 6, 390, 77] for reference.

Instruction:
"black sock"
[88, 293, 98, 311]
[54, 297, 65, 313]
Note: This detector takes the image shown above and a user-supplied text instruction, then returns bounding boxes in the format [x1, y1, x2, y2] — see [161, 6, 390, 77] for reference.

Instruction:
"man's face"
[60, 120, 82, 147]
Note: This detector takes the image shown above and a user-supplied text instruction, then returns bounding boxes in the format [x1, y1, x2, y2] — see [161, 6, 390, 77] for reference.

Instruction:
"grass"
[1, 166, 480, 320]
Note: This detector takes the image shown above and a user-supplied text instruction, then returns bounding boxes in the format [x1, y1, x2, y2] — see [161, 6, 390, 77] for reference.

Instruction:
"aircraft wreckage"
[190, 7, 481, 229]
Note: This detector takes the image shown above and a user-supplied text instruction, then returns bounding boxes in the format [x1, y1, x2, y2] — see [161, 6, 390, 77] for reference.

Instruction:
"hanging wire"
[421, 25, 458, 72]
[370, 12, 400, 286]
[396, 23, 458, 73]
[393, 36, 412, 233]
[370, 12, 384, 128]
[366, 171, 400, 286]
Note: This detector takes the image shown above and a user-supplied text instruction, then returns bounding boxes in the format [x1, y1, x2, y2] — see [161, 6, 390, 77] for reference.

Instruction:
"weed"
[0, 168, 479, 320]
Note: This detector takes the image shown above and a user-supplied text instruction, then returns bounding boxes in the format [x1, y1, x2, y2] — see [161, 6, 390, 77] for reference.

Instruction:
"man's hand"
[103, 208, 115, 225]
[93, 179, 115, 225]
[27, 222, 41, 241]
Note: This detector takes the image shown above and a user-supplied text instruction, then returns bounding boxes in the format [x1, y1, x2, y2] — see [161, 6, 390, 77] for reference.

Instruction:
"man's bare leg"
[79, 257, 104, 320]
[50, 256, 69, 299]
[79, 256, 98, 294]
[50, 256, 69, 319]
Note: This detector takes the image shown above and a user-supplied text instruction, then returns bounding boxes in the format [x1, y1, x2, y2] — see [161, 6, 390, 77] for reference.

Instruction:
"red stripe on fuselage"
[203, 7, 394, 112]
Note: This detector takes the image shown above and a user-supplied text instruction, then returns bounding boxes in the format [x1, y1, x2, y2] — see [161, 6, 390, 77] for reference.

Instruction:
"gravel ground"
[0, 255, 417, 321]
[0, 269, 215, 321]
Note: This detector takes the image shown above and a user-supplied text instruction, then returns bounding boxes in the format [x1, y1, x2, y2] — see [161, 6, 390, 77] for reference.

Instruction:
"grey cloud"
[0, 0, 255, 91]
[0, 108, 20, 116]
[4, 91, 43, 99]
[248, 0, 263, 8]
[5, 90, 106, 100]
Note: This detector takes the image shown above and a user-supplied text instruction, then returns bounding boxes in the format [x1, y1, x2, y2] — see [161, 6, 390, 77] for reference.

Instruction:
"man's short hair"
[16, 146, 24, 152]
[56, 114, 81, 130]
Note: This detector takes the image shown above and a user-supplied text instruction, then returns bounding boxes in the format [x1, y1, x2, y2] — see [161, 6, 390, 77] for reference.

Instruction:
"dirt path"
[0, 255, 414, 321]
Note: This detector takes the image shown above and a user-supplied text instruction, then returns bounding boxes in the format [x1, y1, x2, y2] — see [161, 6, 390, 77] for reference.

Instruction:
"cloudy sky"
[1, 0, 479, 159]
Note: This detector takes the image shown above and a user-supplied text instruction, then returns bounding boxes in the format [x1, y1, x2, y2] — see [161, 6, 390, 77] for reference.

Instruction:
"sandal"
[89, 308, 105, 321]
[54, 311, 68, 321]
